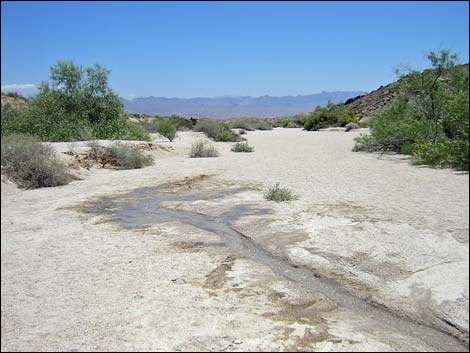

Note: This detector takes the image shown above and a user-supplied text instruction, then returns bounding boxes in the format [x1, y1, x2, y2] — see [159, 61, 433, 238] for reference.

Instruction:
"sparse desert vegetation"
[227, 119, 273, 131]
[2, 1, 469, 349]
[1, 134, 71, 189]
[85, 141, 154, 169]
[303, 102, 363, 131]
[264, 182, 299, 202]
[189, 140, 219, 158]
[108, 142, 155, 169]
[271, 115, 307, 128]
[231, 141, 254, 153]
[3, 127, 468, 351]
[193, 119, 241, 142]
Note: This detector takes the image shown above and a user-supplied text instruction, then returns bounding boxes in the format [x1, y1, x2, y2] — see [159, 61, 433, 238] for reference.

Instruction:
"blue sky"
[1, 1, 469, 98]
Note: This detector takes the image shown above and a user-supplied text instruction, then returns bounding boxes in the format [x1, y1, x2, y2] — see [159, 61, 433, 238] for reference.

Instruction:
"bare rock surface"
[2, 129, 468, 351]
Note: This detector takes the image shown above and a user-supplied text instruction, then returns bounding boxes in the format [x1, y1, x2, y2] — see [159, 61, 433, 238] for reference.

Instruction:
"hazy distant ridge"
[121, 91, 366, 118]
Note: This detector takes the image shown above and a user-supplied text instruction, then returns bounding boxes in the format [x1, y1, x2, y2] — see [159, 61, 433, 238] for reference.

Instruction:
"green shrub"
[353, 98, 434, 152]
[413, 136, 469, 171]
[139, 115, 192, 134]
[123, 120, 151, 141]
[304, 113, 328, 131]
[77, 124, 96, 141]
[231, 142, 254, 153]
[272, 119, 285, 128]
[255, 120, 274, 130]
[1, 104, 27, 136]
[353, 50, 469, 170]
[109, 143, 154, 169]
[194, 119, 222, 136]
[304, 103, 359, 131]
[358, 121, 368, 128]
[168, 115, 194, 130]
[292, 115, 307, 127]
[1, 61, 149, 142]
[85, 141, 153, 169]
[194, 119, 240, 142]
[214, 128, 238, 142]
[264, 182, 299, 202]
[1, 134, 70, 189]
[155, 119, 177, 141]
[189, 141, 219, 158]
[352, 134, 374, 152]
[400, 142, 415, 155]
[285, 120, 303, 128]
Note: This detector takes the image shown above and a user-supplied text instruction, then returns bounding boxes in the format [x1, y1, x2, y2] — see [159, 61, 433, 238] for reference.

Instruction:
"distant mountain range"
[120, 91, 367, 118]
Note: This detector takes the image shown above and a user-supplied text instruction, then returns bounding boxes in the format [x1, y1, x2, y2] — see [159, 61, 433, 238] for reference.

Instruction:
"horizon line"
[122, 90, 368, 100]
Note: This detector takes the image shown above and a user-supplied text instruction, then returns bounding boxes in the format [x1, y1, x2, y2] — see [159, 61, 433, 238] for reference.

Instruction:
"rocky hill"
[1, 92, 28, 109]
[344, 84, 396, 123]
[345, 63, 469, 123]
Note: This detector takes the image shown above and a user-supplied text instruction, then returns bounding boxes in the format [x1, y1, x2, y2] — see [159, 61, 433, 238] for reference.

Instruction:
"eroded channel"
[80, 181, 468, 351]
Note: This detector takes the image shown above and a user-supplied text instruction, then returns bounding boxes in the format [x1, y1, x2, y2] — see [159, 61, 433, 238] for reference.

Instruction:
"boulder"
[345, 122, 360, 132]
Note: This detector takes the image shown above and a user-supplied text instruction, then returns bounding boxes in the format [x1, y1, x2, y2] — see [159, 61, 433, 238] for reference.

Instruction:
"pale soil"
[1, 128, 468, 351]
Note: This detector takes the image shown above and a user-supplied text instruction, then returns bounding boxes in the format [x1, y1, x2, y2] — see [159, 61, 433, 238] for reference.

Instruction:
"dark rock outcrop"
[344, 84, 396, 122]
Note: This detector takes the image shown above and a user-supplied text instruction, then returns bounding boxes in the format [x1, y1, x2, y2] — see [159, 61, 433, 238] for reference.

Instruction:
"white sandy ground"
[1, 128, 469, 351]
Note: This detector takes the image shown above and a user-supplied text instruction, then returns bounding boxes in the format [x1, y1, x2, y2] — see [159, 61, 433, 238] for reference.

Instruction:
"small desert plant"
[239, 129, 247, 135]
[1, 134, 70, 189]
[85, 141, 154, 169]
[194, 119, 224, 136]
[86, 141, 115, 167]
[255, 120, 274, 130]
[231, 142, 254, 153]
[264, 182, 299, 202]
[227, 120, 255, 131]
[214, 128, 239, 142]
[189, 140, 219, 158]
[109, 142, 154, 169]
[155, 119, 177, 141]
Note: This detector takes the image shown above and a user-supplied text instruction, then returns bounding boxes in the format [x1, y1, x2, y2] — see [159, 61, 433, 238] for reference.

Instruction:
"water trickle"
[81, 185, 468, 351]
